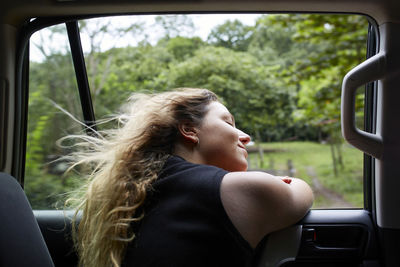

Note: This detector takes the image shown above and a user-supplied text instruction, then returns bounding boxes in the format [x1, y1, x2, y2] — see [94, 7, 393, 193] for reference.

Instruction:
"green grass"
[247, 141, 364, 208]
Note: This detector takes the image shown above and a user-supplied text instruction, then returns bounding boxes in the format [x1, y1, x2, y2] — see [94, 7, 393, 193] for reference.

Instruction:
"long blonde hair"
[64, 88, 218, 267]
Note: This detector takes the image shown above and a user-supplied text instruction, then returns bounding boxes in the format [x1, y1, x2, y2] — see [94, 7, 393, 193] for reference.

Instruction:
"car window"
[26, 23, 84, 209]
[26, 14, 370, 209]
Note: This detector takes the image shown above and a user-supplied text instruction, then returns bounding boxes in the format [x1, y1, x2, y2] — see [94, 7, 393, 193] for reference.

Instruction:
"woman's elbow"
[288, 178, 314, 220]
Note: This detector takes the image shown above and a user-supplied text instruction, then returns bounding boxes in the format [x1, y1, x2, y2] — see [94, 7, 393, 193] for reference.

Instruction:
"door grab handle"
[341, 52, 385, 159]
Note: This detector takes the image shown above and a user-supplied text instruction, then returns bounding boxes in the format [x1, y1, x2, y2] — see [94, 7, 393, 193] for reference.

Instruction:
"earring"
[196, 138, 200, 145]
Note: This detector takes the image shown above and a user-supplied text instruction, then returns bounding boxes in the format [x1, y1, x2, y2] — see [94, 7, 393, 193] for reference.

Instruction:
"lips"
[238, 144, 248, 157]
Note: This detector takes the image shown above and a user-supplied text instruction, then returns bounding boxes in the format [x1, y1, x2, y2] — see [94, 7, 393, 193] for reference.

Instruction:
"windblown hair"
[64, 88, 218, 267]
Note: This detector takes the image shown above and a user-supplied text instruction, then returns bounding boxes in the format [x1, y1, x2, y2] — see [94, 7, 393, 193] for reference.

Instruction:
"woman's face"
[196, 101, 251, 172]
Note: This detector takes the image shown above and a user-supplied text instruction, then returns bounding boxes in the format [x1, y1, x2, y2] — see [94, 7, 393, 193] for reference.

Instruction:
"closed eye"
[226, 121, 235, 127]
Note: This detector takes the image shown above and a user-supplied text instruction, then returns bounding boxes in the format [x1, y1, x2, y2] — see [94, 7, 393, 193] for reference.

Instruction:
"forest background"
[26, 14, 369, 209]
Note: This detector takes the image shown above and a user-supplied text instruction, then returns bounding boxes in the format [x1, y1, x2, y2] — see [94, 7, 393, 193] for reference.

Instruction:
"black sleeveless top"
[123, 156, 254, 267]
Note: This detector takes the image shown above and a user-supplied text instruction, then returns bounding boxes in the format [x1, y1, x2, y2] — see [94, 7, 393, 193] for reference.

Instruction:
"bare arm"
[220, 171, 314, 248]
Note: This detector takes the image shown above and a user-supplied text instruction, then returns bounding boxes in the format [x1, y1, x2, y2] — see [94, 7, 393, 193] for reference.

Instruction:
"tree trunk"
[336, 143, 344, 168]
[329, 138, 338, 177]
[255, 129, 264, 168]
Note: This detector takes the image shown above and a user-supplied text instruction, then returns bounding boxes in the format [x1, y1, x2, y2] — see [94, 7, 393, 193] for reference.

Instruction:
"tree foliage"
[26, 14, 370, 208]
[207, 19, 254, 51]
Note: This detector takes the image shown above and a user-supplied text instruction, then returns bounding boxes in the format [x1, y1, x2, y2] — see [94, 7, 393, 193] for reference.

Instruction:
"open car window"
[26, 23, 84, 209]
[26, 14, 371, 209]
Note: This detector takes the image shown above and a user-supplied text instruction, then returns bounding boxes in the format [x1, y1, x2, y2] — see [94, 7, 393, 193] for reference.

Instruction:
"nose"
[238, 129, 251, 146]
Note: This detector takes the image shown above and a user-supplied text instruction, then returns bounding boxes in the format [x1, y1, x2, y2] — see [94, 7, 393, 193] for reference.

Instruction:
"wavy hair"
[64, 88, 218, 267]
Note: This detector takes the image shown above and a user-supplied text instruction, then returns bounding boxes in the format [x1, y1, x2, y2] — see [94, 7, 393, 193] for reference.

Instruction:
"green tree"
[155, 46, 296, 142]
[277, 14, 369, 175]
[28, 52, 83, 208]
[78, 18, 143, 109]
[207, 19, 254, 51]
[154, 15, 195, 39]
[164, 36, 205, 61]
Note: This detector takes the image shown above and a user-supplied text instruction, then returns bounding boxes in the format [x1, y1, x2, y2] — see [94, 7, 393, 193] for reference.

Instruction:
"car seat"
[0, 172, 54, 267]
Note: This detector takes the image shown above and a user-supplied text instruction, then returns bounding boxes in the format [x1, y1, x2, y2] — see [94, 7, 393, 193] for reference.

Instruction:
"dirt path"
[306, 166, 353, 208]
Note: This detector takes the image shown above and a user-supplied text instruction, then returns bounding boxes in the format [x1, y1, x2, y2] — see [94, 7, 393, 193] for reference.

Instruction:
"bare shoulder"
[220, 171, 313, 248]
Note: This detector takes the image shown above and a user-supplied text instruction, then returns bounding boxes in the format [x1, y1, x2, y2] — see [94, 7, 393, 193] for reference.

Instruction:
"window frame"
[363, 22, 379, 213]
[66, 20, 97, 134]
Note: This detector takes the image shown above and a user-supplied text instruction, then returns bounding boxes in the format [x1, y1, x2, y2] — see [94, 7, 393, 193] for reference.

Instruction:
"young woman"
[67, 88, 313, 267]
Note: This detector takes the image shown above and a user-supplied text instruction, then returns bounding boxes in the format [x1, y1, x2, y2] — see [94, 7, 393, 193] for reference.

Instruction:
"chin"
[230, 161, 248, 172]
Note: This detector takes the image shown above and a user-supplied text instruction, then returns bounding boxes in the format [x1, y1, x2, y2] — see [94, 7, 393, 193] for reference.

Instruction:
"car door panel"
[34, 210, 77, 267]
[255, 210, 379, 267]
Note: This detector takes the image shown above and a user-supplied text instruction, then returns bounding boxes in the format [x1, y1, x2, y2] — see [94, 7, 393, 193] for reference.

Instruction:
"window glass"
[26, 24, 84, 209]
[27, 14, 369, 209]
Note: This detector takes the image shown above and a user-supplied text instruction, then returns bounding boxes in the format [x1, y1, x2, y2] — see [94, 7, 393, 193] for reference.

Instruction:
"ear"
[178, 122, 198, 145]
